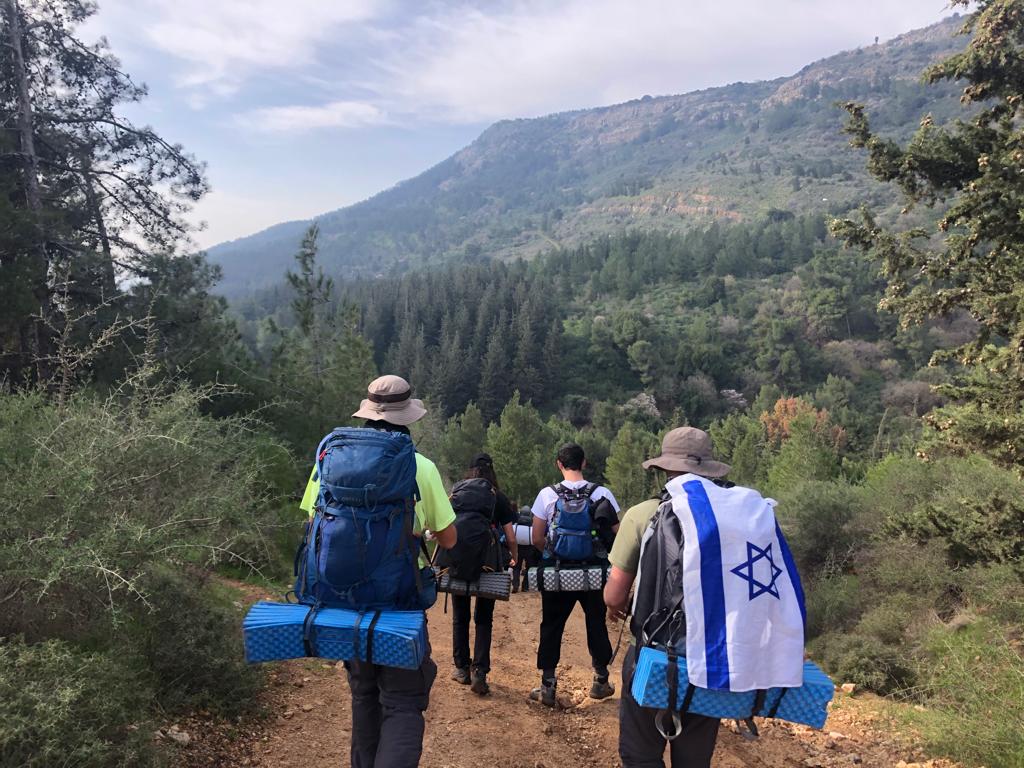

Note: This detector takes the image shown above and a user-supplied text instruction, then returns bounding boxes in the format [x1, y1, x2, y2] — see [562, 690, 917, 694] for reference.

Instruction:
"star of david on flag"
[730, 541, 783, 600]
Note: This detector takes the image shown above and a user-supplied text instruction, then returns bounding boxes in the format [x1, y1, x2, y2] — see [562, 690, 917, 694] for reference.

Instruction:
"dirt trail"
[191, 585, 960, 768]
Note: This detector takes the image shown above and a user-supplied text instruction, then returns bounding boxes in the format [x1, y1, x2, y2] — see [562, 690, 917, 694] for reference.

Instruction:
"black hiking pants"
[537, 589, 613, 673]
[618, 646, 720, 768]
[451, 593, 495, 674]
[514, 545, 540, 591]
[344, 628, 437, 768]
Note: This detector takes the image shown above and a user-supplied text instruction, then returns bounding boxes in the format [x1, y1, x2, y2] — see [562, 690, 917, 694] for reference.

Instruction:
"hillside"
[208, 15, 967, 297]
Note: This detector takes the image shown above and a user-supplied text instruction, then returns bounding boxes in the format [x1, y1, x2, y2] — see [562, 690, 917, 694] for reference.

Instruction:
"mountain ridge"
[208, 15, 967, 297]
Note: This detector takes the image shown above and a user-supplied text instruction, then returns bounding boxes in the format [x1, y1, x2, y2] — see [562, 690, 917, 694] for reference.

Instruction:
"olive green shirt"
[609, 497, 664, 645]
[608, 497, 662, 574]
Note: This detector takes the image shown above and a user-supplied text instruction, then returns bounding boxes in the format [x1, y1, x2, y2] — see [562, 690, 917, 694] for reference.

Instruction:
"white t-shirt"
[531, 479, 621, 523]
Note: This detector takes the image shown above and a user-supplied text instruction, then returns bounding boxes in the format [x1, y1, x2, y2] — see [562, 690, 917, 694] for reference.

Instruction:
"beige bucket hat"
[351, 375, 427, 426]
[642, 426, 731, 478]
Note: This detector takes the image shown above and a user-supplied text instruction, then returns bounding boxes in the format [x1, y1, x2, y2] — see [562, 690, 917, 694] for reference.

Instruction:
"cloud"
[241, 100, 388, 133]
[91, 0, 958, 126]
[374, 0, 959, 123]
[94, 0, 382, 96]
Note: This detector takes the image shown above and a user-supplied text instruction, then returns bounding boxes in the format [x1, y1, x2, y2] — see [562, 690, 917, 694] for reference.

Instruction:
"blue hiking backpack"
[293, 427, 436, 611]
[547, 482, 599, 562]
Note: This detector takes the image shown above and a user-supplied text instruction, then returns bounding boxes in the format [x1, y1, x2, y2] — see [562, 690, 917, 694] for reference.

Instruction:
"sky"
[84, 0, 961, 249]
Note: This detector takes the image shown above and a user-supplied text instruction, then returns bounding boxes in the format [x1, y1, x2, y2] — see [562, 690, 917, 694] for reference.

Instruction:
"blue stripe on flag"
[775, 520, 806, 629]
[683, 479, 731, 691]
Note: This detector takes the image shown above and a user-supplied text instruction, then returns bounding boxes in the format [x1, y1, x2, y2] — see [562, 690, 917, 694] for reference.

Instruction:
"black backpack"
[435, 479, 504, 581]
[630, 494, 687, 651]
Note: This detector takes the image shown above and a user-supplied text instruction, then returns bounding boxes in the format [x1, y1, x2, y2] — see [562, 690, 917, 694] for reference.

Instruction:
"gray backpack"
[630, 495, 686, 651]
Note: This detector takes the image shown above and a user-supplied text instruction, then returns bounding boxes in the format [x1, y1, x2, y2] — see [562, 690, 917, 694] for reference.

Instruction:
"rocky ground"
[168, 585, 964, 768]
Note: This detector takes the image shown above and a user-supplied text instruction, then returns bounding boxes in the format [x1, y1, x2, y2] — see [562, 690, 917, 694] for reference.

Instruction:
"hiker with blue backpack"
[603, 427, 808, 768]
[297, 375, 457, 768]
[439, 453, 518, 696]
[529, 442, 621, 707]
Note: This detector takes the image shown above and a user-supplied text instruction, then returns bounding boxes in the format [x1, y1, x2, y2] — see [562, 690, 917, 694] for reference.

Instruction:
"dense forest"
[2, 0, 1023, 766]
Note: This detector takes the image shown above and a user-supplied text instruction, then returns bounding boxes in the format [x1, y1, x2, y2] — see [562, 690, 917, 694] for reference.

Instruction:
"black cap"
[469, 452, 493, 469]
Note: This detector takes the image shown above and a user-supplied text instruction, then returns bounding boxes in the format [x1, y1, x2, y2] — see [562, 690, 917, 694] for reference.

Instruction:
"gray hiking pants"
[619, 646, 720, 768]
[344, 635, 437, 768]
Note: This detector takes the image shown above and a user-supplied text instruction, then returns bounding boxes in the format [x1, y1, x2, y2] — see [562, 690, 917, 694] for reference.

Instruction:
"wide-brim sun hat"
[351, 374, 427, 426]
[642, 426, 731, 478]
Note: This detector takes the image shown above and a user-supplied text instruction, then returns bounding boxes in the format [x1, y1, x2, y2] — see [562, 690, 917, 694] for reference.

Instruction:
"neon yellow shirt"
[299, 452, 455, 566]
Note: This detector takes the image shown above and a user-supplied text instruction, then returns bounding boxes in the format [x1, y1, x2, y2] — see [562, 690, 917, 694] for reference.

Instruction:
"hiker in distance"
[603, 428, 726, 767]
[530, 442, 621, 707]
[298, 375, 457, 768]
[604, 427, 806, 768]
[446, 453, 519, 695]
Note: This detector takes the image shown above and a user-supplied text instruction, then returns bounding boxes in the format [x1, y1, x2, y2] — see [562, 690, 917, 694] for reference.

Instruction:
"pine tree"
[270, 230, 375, 451]
[477, 313, 512, 422]
[438, 403, 488, 483]
[605, 421, 661, 509]
[0, 0, 206, 383]
[485, 393, 556, 506]
[831, 0, 1024, 469]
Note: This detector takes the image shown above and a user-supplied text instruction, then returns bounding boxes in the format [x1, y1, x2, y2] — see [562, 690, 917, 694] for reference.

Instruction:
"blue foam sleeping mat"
[631, 646, 834, 729]
[243, 601, 427, 670]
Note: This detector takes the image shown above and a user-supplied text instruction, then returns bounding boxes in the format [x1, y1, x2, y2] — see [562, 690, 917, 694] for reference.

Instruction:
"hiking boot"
[528, 683, 557, 708]
[470, 672, 490, 696]
[452, 667, 471, 685]
[589, 678, 615, 700]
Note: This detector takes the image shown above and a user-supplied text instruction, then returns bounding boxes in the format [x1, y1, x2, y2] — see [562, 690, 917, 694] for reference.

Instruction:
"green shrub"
[813, 633, 915, 694]
[906, 620, 1024, 767]
[855, 593, 918, 645]
[0, 385, 284, 764]
[130, 569, 263, 717]
[864, 455, 1024, 572]
[775, 479, 864, 570]
[959, 564, 1024, 625]
[0, 386, 285, 638]
[0, 638, 156, 768]
[857, 539, 955, 606]
[805, 572, 862, 639]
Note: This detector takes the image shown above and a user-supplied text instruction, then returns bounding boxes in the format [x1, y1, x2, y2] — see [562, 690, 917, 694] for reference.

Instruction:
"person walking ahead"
[529, 442, 620, 707]
[449, 453, 518, 695]
[299, 375, 456, 768]
[603, 428, 728, 768]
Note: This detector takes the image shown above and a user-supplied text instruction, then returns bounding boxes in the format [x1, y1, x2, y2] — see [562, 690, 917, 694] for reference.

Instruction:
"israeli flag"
[665, 474, 806, 692]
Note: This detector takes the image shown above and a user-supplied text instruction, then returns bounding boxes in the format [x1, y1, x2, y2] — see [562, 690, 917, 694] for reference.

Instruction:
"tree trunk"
[3, 0, 55, 383]
[80, 159, 116, 298]
[4, 0, 41, 215]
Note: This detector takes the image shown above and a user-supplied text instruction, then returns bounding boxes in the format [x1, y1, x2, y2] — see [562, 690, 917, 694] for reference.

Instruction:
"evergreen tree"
[438, 403, 487, 483]
[831, 0, 1024, 469]
[605, 421, 661, 509]
[0, 0, 205, 384]
[485, 392, 556, 506]
[477, 313, 513, 422]
[710, 412, 768, 487]
[270, 228, 376, 452]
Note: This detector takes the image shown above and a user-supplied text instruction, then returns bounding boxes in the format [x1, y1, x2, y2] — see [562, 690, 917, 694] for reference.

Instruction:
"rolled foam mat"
[511, 523, 533, 547]
[436, 570, 511, 601]
[526, 565, 607, 592]
[630, 646, 834, 729]
[243, 601, 427, 670]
